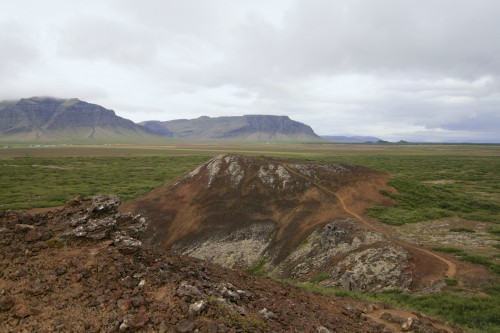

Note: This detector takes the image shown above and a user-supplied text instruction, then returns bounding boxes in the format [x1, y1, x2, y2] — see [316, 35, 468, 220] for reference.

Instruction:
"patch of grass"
[311, 154, 500, 226]
[46, 238, 64, 248]
[366, 175, 500, 225]
[206, 296, 265, 332]
[449, 227, 475, 233]
[308, 271, 330, 283]
[370, 291, 500, 332]
[445, 278, 458, 286]
[483, 284, 500, 297]
[225, 311, 266, 333]
[367, 206, 452, 226]
[246, 257, 268, 276]
[299, 238, 310, 246]
[288, 281, 500, 333]
[431, 246, 464, 254]
[488, 225, 500, 235]
[0, 155, 209, 210]
[459, 254, 500, 275]
[431, 247, 500, 275]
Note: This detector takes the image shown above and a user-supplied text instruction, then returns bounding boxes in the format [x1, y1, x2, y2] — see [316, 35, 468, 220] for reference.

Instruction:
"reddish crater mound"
[121, 154, 392, 254]
[120, 155, 433, 292]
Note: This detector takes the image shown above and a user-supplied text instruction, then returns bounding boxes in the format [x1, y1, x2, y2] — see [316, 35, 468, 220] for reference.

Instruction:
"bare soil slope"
[122, 154, 391, 249]
[0, 196, 464, 333]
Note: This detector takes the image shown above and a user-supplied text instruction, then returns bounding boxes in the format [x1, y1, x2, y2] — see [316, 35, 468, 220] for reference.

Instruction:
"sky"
[1, 0, 499, 142]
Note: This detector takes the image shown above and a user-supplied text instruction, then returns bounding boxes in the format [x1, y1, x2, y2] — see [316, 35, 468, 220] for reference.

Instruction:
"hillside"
[0, 97, 159, 143]
[120, 154, 484, 294]
[141, 115, 323, 142]
[0, 195, 464, 333]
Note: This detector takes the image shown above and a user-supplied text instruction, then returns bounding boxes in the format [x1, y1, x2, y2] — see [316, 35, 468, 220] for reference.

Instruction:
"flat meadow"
[1, 143, 500, 332]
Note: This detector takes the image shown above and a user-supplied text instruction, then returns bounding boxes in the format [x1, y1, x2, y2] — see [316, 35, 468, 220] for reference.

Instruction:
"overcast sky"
[1, 0, 499, 142]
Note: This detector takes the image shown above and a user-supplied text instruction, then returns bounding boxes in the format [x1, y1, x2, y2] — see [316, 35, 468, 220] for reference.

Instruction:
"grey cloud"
[0, 21, 40, 77]
[57, 16, 158, 65]
[209, 0, 500, 86]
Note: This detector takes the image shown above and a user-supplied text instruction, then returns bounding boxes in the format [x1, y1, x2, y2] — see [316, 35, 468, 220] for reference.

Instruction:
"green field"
[2, 144, 499, 224]
[1, 143, 500, 332]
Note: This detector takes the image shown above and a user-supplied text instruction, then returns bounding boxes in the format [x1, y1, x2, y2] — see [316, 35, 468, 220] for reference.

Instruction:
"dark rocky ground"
[0, 196, 463, 333]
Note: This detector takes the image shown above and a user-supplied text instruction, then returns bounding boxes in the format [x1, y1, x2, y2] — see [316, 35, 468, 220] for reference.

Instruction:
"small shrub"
[46, 238, 64, 248]
[460, 254, 491, 266]
[483, 284, 500, 297]
[207, 296, 265, 332]
[379, 189, 397, 198]
[488, 225, 500, 235]
[431, 247, 463, 254]
[300, 238, 310, 246]
[246, 257, 268, 276]
[226, 312, 266, 333]
[449, 227, 475, 233]
[445, 279, 458, 286]
[459, 254, 500, 275]
[309, 271, 330, 283]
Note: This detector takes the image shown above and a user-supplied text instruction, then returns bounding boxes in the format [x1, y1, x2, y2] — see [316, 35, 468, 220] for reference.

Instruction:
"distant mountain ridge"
[142, 115, 322, 141]
[0, 97, 323, 143]
[0, 97, 157, 142]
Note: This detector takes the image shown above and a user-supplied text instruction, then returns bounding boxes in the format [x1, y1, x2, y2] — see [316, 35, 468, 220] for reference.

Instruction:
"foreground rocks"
[0, 196, 463, 332]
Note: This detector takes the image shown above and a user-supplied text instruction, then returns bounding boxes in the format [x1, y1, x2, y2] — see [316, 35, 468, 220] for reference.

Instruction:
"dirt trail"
[283, 164, 458, 281]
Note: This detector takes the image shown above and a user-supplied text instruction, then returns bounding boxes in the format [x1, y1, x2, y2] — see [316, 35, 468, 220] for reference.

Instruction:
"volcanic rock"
[0, 195, 463, 332]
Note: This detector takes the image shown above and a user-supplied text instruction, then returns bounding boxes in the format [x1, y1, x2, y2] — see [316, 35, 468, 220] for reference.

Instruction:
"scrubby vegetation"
[246, 257, 268, 276]
[432, 247, 500, 275]
[445, 278, 458, 286]
[449, 227, 475, 233]
[0, 155, 208, 210]
[308, 271, 330, 283]
[289, 282, 500, 333]
[321, 155, 500, 226]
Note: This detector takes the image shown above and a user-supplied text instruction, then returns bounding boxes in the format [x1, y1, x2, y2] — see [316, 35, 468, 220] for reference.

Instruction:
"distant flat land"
[2, 143, 500, 159]
[2, 143, 499, 230]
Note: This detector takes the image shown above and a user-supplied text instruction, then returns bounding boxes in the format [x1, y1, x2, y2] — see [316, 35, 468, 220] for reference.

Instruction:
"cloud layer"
[1, 0, 499, 142]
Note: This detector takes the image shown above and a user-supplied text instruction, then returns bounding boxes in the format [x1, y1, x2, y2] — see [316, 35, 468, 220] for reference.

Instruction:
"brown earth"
[0, 196, 464, 333]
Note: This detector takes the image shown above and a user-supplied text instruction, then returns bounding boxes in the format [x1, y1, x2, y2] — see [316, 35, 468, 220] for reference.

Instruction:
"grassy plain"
[5, 143, 498, 223]
[1, 143, 500, 332]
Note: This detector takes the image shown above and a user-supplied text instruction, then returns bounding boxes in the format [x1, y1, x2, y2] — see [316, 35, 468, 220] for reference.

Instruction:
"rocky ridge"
[0, 195, 463, 333]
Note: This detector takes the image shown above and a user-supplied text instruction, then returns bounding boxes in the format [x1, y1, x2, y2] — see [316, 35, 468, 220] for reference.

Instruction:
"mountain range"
[0, 97, 158, 143]
[0, 97, 323, 143]
[142, 115, 321, 141]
